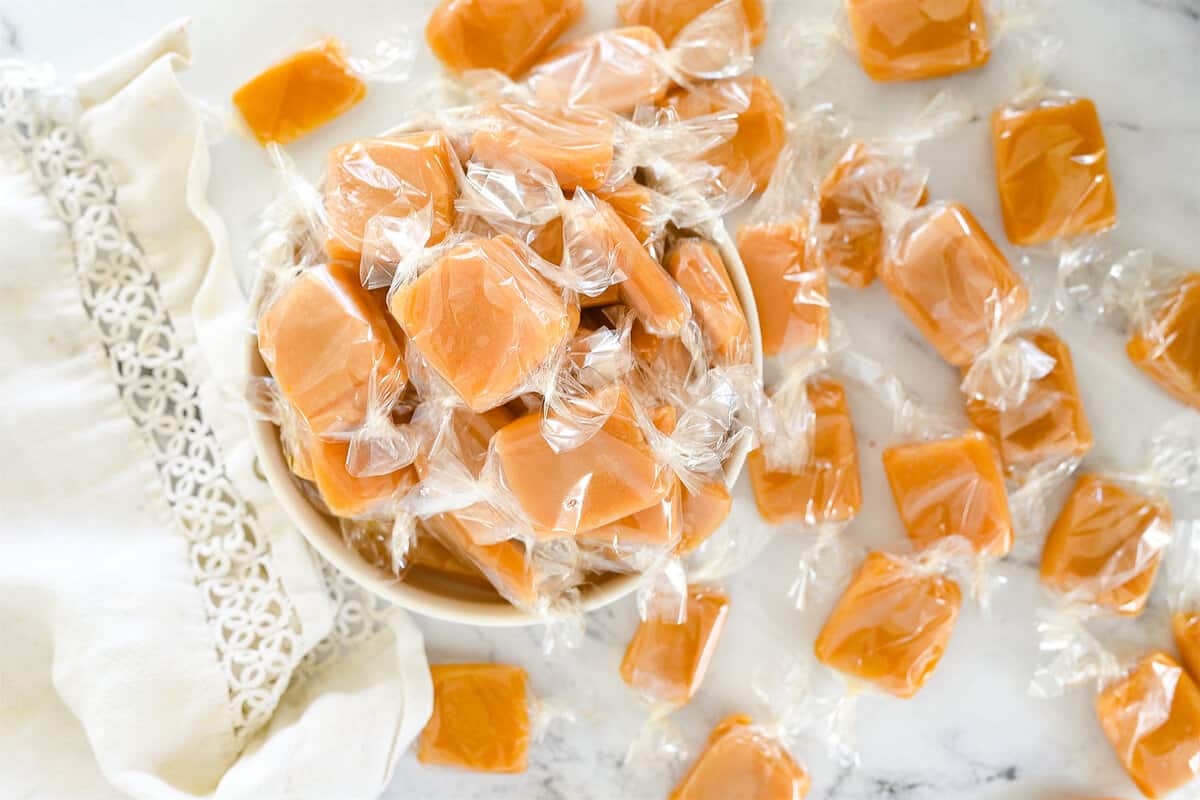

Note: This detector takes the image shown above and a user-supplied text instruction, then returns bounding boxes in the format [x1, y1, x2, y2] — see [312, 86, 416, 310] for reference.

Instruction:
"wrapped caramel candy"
[524, 26, 673, 114]
[737, 220, 828, 357]
[470, 103, 616, 192]
[618, 0, 768, 47]
[815, 550, 962, 698]
[1126, 272, 1200, 411]
[666, 238, 751, 365]
[425, 0, 583, 77]
[418, 663, 532, 773]
[668, 714, 810, 800]
[845, 0, 991, 82]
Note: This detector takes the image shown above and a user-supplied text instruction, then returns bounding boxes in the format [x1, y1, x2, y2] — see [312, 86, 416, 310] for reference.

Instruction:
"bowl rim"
[246, 194, 762, 628]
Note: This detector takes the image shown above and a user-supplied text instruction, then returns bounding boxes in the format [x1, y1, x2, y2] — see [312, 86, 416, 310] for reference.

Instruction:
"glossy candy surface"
[419, 663, 532, 773]
[846, 0, 990, 82]
[737, 220, 829, 356]
[471, 103, 615, 192]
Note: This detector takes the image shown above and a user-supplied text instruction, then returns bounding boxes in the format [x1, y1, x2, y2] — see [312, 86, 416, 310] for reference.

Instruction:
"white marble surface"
[8, 0, 1200, 798]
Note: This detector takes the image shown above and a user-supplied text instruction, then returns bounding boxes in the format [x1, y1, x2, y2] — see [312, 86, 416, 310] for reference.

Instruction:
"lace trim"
[0, 66, 303, 740]
[294, 559, 395, 685]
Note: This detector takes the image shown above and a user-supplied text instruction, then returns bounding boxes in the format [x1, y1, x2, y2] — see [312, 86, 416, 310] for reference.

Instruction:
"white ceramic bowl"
[248, 220, 762, 625]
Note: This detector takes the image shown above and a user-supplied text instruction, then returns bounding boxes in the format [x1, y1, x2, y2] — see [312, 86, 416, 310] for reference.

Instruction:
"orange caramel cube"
[845, 0, 990, 82]
[817, 141, 925, 289]
[233, 37, 366, 146]
[669, 714, 810, 800]
[882, 432, 1013, 557]
[595, 181, 662, 245]
[425, 0, 583, 77]
[259, 263, 406, 436]
[992, 97, 1117, 246]
[666, 239, 751, 364]
[879, 202, 1028, 367]
[578, 479, 682, 548]
[419, 663, 531, 773]
[1174, 613, 1200, 683]
[815, 551, 962, 697]
[748, 380, 862, 525]
[1127, 274, 1200, 411]
[471, 103, 615, 192]
[493, 387, 673, 535]
[308, 438, 416, 518]
[323, 132, 459, 262]
[577, 198, 690, 336]
[678, 477, 733, 554]
[617, 0, 767, 46]
[524, 26, 671, 114]
[736, 220, 829, 356]
[621, 585, 730, 707]
[1095, 652, 1200, 798]
[964, 329, 1094, 475]
[389, 235, 578, 412]
[662, 76, 787, 193]
[1040, 474, 1173, 616]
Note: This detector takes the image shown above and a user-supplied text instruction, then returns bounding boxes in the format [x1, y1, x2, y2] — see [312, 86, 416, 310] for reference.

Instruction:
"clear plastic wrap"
[991, 38, 1117, 246]
[1167, 523, 1200, 682]
[667, 714, 811, 800]
[665, 238, 752, 366]
[520, 0, 754, 115]
[425, 0, 583, 78]
[617, 0, 768, 48]
[232, 34, 415, 145]
[470, 102, 616, 192]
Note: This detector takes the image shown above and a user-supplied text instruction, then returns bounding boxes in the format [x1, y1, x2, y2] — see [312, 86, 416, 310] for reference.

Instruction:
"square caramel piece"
[233, 37, 366, 145]
[666, 239, 751, 365]
[578, 479, 682, 549]
[418, 663, 531, 773]
[678, 478, 733, 555]
[964, 328, 1094, 475]
[1174, 613, 1200, 683]
[1040, 473, 1173, 616]
[323, 132, 459, 262]
[846, 0, 990, 82]
[737, 220, 829, 356]
[992, 97, 1117, 246]
[815, 551, 962, 698]
[1095, 652, 1200, 798]
[258, 263, 406, 436]
[620, 585, 730, 707]
[880, 202, 1028, 367]
[307, 438, 417, 519]
[471, 103, 615, 192]
[661, 76, 787, 193]
[389, 234, 578, 412]
[1127, 273, 1200, 411]
[669, 715, 810, 800]
[882, 432, 1013, 557]
[492, 386, 674, 535]
[618, 0, 768, 46]
[425, 0, 583, 77]
[748, 379, 862, 525]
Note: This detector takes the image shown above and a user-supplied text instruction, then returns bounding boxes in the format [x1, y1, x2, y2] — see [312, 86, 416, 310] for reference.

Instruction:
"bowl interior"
[247, 224, 762, 626]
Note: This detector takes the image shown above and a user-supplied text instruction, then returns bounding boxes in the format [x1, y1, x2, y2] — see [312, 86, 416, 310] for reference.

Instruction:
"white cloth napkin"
[0, 20, 431, 800]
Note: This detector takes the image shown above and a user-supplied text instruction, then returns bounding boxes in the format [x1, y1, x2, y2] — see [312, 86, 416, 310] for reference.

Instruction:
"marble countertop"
[8, 0, 1200, 797]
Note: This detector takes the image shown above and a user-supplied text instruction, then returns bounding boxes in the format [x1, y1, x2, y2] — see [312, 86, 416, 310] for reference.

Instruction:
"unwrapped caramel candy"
[669, 714, 810, 800]
[662, 76, 787, 193]
[748, 379, 862, 525]
[737, 220, 829, 356]
[846, 0, 990, 82]
[880, 202, 1028, 367]
[618, 0, 767, 46]
[524, 26, 671, 114]
[620, 585, 730, 707]
[233, 37, 366, 145]
[992, 97, 1117, 246]
[493, 387, 673, 535]
[815, 551, 962, 697]
[1095, 652, 1200, 798]
[419, 663, 531, 773]
[425, 0, 583, 76]
[1127, 273, 1200, 411]
[882, 432, 1013, 557]
[259, 263, 406, 436]
[964, 328, 1094, 475]
[678, 477, 733, 554]
[666, 239, 751, 364]
[323, 132, 459, 261]
[1174, 612, 1200, 683]
[471, 103, 615, 192]
[389, 235, 578, 412]
[1041, 473, 1173, 616]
